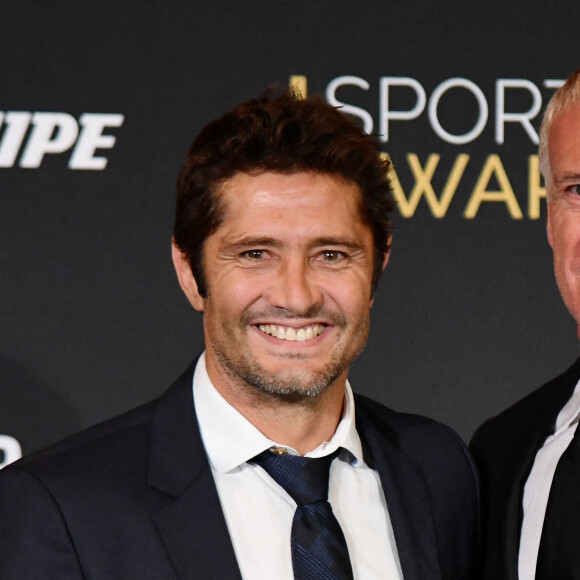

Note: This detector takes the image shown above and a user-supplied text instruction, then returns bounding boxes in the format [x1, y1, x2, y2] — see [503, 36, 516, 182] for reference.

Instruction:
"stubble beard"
[209, 314, 370, 403]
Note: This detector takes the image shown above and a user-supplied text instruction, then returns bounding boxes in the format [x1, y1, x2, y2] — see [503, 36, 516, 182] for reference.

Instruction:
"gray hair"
[539, 69, 580, 194]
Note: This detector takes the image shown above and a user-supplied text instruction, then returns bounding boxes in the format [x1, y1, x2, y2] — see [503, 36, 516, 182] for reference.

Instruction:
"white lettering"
[380, 77, 426, 142]
[20, 112, 79, 168]
[322, 75, 561, 146]
[69, 113, 124, 170]
[0, 435, 22, 469]
[0, 112, 32, 167]
[0, 111, 123, 169]
[496, 79, 542, 145]
[429, 78, 488, 145]
[326, 76, 373, 134]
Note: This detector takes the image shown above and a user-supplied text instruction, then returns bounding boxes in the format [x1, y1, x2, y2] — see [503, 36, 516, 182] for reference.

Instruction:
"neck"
[240, 386, 347, 455]
[206, 358, 347, 455]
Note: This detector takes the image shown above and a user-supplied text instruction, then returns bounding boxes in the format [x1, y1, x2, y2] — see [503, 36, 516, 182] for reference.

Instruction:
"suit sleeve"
[0, 466, 84, 579]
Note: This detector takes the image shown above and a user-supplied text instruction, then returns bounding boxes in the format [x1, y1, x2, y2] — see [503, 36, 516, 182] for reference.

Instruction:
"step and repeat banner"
[1, 0, 579, 466]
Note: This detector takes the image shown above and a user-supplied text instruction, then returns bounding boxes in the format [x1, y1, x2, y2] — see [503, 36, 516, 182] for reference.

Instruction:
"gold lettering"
[382, 153, 406, 214]
[528, 155, 546, 219]
[388, 153, 468, 218]
[464, 154, 523, 219]
[289, 76, 307, 99]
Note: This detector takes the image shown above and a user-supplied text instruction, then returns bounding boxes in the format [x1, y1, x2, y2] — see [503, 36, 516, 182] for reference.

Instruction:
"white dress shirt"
[193, 353, 403, 580]
[518, 379, 580, 580]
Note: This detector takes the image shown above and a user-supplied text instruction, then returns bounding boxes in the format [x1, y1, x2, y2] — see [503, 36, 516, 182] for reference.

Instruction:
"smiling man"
[471, 69, 580, 580]
[173, 171, 376, 455]
[0, 89, 480, 579]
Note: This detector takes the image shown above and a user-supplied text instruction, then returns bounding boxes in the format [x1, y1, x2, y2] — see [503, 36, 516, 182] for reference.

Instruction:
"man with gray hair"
[471, 69, 580, 580]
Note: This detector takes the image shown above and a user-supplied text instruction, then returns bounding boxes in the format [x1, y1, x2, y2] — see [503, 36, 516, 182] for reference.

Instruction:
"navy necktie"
[535, 423, 580, 579]
[252, 449, 354, 580]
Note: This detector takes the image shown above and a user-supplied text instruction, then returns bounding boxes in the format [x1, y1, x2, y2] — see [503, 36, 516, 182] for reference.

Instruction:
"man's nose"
[267, 257, 323, 316]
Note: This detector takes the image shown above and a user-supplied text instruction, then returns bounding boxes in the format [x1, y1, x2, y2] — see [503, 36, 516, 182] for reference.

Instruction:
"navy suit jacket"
[0, 361, 480, 579]
[470, 357, 580, 580]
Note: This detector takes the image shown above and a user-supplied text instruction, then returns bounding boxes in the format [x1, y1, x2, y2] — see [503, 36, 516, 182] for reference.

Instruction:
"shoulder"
[354, 393, 477, 497]
[0, 398, 159, 576]
[1, 360, 198, 489]
[0, 398, 156, 496]
[354, 394, 481, 575]
[470, 357, 580, 459]
[0, 367, 201, 579]
[354, 393, 470, 460]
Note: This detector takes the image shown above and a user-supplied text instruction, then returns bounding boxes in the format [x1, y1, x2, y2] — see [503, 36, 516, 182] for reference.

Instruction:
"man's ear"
[171, 241, 205, 312]
[370, 246, 391, 306]
[382, 249, 390, 271]
[382, 236, 392, 270]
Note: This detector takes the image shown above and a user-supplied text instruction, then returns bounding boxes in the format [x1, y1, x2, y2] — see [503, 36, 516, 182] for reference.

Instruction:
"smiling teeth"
[258, 324, 325, 341]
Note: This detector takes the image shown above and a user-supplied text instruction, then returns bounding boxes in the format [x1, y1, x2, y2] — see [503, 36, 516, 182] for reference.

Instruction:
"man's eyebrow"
[220, 236, 365, 251]
[554, 172, 580, 184]
[311, 237, 365, 250]
[221, 236, 282, 250]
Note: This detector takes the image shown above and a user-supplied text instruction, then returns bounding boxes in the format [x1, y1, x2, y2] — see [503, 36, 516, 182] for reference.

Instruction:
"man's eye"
[242, 250, 267, 260]
[569, 185, 580, 196]
[320, 250, 345, 262]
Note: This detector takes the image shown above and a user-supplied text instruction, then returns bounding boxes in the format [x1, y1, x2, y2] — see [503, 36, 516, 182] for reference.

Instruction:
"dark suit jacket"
[0, 361, 480, 579]
[470, 357, 580, 580]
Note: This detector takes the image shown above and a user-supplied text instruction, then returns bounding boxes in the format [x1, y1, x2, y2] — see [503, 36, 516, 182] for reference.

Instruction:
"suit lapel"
[499, 431, 548, 580]
[147, 363, 242, 580]
[152, 470, 241, 580]
[498, 357, 580, 579]
[355, 402, 440, 580]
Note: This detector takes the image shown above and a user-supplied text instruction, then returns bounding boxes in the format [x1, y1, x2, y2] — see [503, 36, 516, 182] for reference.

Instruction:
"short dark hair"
[174, 88, 394, 297]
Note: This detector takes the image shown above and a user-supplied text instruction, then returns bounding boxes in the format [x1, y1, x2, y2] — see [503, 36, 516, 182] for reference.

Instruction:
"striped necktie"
[252, 449, 354, 580]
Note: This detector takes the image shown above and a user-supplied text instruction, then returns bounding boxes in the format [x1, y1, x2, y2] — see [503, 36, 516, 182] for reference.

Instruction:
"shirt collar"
[554, 377, 580, 434]
[193, 352, 365, 473]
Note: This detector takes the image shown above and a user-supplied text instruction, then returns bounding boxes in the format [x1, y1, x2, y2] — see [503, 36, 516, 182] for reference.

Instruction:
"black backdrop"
[1, 0, 579, 467]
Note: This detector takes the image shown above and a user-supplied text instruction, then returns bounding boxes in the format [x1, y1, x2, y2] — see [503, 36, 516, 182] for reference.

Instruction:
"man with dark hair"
[0, 89, 479, 579]
[471, 69, 580, 580]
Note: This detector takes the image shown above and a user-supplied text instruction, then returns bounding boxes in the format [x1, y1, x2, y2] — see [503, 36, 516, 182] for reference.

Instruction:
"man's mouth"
[257, 323, 326, 342]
